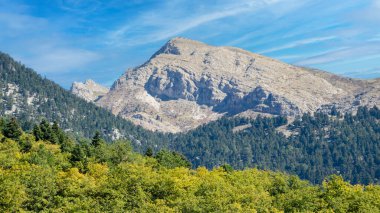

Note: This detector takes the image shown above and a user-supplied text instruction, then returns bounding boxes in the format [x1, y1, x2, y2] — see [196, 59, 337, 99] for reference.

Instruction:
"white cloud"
[351, 0, 380, 24]
[295, 43, 380, 66]
[21, 48, 102, 73]
[0, 2, 101, 74]
[341, 67, 380, 78]
[272, 46, 348, 62]
[259, 36, 336, 54]
[368, 33, 380, 42]
[275, 54, 304, 60]
[58, 0, 103, 14]
[106, 0, 283, 46]
[0, 13, 47, 32]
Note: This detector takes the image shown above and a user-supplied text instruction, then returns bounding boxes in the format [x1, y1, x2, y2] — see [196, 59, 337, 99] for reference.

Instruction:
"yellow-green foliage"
[1, 133, 380, 212]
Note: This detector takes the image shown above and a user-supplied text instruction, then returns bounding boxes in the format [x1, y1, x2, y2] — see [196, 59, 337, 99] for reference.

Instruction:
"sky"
[1, 0, 380, 89]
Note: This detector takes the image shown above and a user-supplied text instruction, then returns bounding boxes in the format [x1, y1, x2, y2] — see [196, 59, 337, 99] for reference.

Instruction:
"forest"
[156, 106, 380, 184]
[0, 52, 161, 141]
[1, 117, 380, 212]
[1, 52, 380, 185]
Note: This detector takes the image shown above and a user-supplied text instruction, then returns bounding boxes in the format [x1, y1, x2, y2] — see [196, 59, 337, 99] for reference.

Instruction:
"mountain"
[71, 79, 109, 102]
[73, 37, 380, 133]
[1, 50, 380, 184]
[0, 52, 162, 142]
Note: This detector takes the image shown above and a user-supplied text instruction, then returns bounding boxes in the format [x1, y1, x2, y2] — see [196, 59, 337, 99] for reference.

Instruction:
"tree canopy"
[1, 117, 380, 212]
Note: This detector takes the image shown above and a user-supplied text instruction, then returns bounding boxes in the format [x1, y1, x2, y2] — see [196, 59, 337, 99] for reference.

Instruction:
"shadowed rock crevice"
[213, 87, 300, 116]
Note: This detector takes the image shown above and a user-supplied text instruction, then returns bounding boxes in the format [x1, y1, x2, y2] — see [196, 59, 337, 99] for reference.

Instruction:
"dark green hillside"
[0, 52, 163, 142]
[160, 106, 380, 184]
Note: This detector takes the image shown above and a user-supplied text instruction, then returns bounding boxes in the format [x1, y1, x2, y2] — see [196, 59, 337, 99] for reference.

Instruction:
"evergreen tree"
[32, 124, 43, 141]
[91, 131, 104, 147]
[52, 121, 59, 134]
[38, 120, 59, 144]
[145, 147, 153, 157]
[2, 117, 22, 139]
[0, 117, 5, 132]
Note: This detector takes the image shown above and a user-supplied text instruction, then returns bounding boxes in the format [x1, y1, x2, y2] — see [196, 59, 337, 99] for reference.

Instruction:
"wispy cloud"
[274, 46, 348, 61]
[0, 2, 101, 74]
[106, 0, 283, 46]
[276, 54, 304, 61]
[225, 1, 346, 48]
[259, 36, 337, 54]
[0, 13, 47, 33]
[368, 33, 380, 41]
[341, 67, 380, 79]
[295, 43, 380, 66]
[19, 48, 101, 73]
[354, 0, 380, 23]
[58, 0, 103, 14]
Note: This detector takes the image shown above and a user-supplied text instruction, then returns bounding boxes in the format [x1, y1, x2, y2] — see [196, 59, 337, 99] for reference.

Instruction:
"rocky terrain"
[71, 79, 109, 102]
[71, 37, 380, 132]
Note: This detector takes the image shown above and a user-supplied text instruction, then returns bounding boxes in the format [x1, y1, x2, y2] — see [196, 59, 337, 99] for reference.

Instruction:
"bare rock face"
[77, 37, 380, 132]
[71, 79, 109, 102]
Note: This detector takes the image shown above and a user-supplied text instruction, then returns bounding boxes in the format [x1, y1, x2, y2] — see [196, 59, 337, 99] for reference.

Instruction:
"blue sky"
[1, 0, 380, 88]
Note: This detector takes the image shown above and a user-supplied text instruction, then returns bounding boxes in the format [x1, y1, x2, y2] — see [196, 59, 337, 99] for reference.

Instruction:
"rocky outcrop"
[73, 37, 380, 132]
[71, 79, 109, 102]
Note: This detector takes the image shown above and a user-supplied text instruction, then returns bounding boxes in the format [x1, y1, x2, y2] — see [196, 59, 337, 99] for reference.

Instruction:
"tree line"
[1, 117, 380, 212]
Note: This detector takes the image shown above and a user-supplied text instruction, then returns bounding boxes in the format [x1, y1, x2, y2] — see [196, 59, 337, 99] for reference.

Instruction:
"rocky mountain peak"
[84, 79, 97, 85]
[71, 79, 109, 102]
[72, 38, 380, 133]
[151, 37, 210, 58]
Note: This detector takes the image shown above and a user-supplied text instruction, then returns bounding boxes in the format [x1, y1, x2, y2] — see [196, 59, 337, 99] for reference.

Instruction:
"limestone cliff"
[71, 79, 109, 102]
[72, 37, 380, 132]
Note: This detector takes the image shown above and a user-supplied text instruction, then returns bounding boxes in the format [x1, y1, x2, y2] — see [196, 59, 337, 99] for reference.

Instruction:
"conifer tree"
[145, 147, 153, 157]
[91, 131, 104, 147]
[52, 121, 59, 134]
[39, 120, 59, 144]
[2, 117, 22, 139]
[32, 124, 43, 141]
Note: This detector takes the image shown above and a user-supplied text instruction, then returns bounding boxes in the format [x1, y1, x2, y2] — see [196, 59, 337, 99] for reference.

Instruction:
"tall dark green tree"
[32, 124, 43, 141]
[2, 117, 22, 139]
[91, 131, 104, 147]
[52, 121, 60, 134]
[145, 147, 154, 157]
[39, 120, 58, 144]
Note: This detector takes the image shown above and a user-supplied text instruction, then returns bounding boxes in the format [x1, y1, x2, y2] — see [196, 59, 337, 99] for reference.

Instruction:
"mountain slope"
[167, 107, 380, 184]
[0, 52, 161, 142]
[84, 37, 380, 132]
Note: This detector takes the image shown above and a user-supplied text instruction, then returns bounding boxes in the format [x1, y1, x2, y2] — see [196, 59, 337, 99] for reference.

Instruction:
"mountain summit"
[72, 37, 380, 132]
[71, 79, 109, 102]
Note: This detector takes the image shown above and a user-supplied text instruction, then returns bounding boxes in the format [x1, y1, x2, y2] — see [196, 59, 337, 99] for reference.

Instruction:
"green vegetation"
[1, 118, 380, 212]
[0, 52, 162, 142]
[155, 106, 380, 184]
[1, 51, 380, 185]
